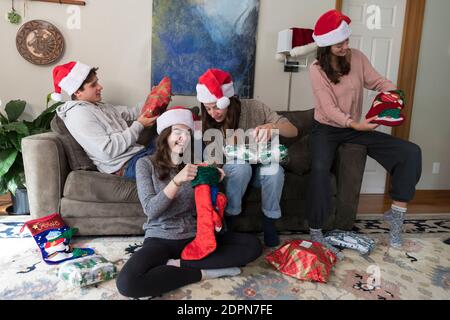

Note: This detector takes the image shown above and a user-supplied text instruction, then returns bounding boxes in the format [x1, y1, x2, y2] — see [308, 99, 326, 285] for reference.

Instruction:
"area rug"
[0, 217, 449, 300]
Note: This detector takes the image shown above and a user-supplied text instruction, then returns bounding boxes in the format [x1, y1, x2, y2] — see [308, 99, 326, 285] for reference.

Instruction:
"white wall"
[0, 0, 153, 120]
[409, 0, 450, 190]
[0, 0, 334, 120]
[253, 0, 333, 110]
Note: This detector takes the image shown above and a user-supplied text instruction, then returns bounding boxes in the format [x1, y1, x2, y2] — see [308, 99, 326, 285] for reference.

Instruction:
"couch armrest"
[22, 132, 70, 218]
[334, 143, 367, 229]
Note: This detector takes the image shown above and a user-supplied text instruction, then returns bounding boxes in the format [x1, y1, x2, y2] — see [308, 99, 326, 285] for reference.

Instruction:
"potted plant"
[0, 95, 63, 215]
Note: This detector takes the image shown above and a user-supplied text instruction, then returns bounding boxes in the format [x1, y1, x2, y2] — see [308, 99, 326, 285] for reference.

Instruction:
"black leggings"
[116, 231, 262, 298]
[307, 120, 422, 229]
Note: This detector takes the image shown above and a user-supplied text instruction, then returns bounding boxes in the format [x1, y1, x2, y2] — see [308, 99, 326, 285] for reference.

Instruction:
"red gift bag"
[266, 239, 337, 283]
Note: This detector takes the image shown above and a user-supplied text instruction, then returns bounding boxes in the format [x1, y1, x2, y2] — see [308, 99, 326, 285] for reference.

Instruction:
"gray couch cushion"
[59, 200, 146, 235]
[278, 109, 314, 145]
[278, 110, 314, 175]
[63, 170, 139, 203]
[282, 136, 311, 176]
[50, 116, 97, 171]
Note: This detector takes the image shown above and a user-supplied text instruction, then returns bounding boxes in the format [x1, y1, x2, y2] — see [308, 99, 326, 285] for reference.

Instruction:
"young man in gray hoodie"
[52, 61, 157, 179]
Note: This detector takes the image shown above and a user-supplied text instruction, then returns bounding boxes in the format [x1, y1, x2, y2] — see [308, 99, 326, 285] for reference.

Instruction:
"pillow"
[51, 116, 97, 171]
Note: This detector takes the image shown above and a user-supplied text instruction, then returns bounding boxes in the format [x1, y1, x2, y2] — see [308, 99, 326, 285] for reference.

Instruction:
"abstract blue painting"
[151, 0, 260, 98]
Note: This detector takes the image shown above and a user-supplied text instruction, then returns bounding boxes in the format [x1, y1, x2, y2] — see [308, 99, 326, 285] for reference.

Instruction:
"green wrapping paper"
[224, 143, 288, 164]
[58, 254, 117, 287]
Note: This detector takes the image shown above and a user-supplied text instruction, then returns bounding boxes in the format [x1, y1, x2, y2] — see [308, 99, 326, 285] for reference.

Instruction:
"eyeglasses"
[171, 128, 191, 138]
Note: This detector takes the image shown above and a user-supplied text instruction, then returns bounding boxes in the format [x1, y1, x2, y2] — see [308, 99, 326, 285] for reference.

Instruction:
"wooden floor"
[357, 190, 450, 214]
[1, 190, 450, 216]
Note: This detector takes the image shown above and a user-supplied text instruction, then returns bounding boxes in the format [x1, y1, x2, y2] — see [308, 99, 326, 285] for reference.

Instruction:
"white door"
[342, 0, 407, 193]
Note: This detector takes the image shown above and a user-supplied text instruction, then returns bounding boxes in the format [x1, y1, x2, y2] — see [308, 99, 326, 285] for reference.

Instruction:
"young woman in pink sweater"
[307, 10, 421, 252]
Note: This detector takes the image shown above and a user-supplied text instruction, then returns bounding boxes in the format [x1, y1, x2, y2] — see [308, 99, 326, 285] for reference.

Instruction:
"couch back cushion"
[278, 109, 314, 176]
[50, 116, 97, 171]
[127, 121, 158, 146]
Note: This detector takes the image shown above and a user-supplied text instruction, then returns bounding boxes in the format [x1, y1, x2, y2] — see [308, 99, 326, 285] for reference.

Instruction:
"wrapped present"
[58, 254, 117, 287]
[224, 143, 288, 165]
[265, 240, 337, 283]
[324, 230, 376, 255]
[141, 76, 172, 117]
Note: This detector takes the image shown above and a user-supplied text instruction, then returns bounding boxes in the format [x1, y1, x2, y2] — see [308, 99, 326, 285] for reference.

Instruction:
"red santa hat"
[196, 68, 234, 109]
[156, 106, 195, 134]
[313, 10, 352, 47]
[51, 61, 92, 101]
[276, 28, 317, 61]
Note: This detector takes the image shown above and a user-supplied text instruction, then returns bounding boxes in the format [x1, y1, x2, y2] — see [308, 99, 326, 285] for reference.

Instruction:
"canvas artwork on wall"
[151, 0, 260, 98]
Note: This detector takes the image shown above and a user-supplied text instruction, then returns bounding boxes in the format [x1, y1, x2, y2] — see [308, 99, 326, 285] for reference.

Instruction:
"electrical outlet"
[432, 162, 440, 174]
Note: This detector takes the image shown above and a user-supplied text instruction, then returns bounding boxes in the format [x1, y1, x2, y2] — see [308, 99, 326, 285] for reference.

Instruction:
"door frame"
[336, 0, 426, 193]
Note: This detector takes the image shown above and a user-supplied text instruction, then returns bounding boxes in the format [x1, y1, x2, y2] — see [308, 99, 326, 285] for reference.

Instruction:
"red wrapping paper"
[141, 76, 172, 117]
[265, 240, 337, 283]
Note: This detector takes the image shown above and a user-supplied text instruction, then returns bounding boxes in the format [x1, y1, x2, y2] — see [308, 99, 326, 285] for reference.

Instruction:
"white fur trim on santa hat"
[156, 108, 194, 134]
[51, 92, 63, 102]
[313, 21, 352, 47]
[58, 62, 91, 96]
[290, 42, 318, 57]
[216, 96, 230, 109]
[196, 82, 234, 109]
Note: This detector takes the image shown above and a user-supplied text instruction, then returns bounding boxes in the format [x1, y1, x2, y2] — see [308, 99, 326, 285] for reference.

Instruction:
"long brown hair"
[201, 96, 241, 134]
[315, 46, 351, 84]
[150, 127, 193, 181]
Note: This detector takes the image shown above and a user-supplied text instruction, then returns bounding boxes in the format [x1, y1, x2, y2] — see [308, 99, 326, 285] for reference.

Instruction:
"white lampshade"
[277, 29, 293, 53]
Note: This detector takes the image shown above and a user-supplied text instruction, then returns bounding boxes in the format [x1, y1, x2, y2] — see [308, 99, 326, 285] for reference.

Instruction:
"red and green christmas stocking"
[181, 165, 227, 261]
[20, 213, 95, 265]
[366, 90, 406, 126]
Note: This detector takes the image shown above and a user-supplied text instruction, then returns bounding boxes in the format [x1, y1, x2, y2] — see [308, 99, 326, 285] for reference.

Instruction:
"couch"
[22, 108, 367, 235]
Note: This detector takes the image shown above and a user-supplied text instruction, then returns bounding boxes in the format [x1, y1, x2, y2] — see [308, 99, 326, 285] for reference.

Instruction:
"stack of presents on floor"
[20, 213, 115, 288]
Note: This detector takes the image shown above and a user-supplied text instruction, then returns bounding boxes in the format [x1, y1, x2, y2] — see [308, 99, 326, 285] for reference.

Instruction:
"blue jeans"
[123, 140, 156, 180]
[222, 163, 285, 219]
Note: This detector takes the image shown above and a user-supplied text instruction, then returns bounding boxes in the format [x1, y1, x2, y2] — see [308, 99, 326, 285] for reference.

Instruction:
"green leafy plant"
[0, 95, 63, 195]
[6, 9, 21, 24]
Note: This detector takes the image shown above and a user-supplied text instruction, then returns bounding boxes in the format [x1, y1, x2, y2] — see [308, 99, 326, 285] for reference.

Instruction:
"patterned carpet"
[0, 216, 449, 300]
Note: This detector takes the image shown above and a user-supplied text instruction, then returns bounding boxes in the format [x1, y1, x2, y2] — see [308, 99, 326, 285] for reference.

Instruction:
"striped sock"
[384, 205, 406, 248]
